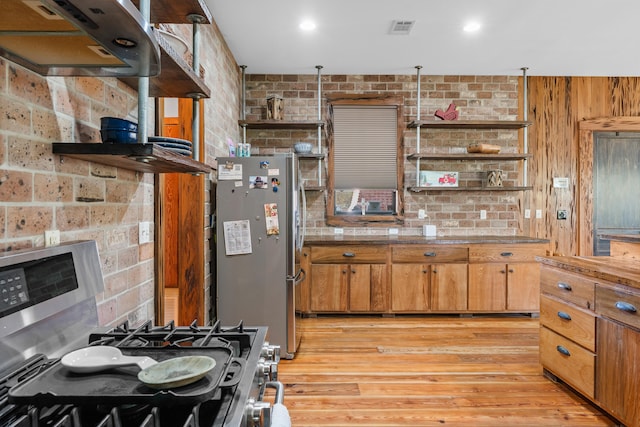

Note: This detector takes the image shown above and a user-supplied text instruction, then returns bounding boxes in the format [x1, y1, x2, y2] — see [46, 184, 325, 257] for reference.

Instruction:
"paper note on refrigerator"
[264, 203, 280, 235]
[223, 220, 252, 255]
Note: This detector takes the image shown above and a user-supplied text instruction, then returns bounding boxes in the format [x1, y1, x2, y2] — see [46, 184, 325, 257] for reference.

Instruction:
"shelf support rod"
[136, 0, 151, 146]
[521, 66, 529, 187]
[415, 65, 422, 187]
[240, 65, 247, 144]
[316, 65, 323, 184]
[189, 14, 205, 161]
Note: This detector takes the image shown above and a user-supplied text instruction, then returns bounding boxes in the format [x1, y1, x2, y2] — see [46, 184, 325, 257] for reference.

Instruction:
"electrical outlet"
[524, 209, 531, 219]
[557, 210, 568, 220]
[45, 230, 60, 247]
[536, 209, 543, 219]
[480, 210, 487, 220]
[334, 228, 344, 235]
[139, 221, 152, 244]
[418, 209, 426, 219]
[388, 228, 399, 235]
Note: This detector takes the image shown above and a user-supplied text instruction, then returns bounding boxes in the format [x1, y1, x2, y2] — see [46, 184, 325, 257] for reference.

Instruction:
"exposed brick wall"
[0, 20, 240, 327]
[244, 73, 523, 237]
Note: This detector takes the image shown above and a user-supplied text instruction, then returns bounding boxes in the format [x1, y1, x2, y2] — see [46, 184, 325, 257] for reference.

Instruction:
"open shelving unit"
[408, 66, 532, 193]
[239, 65, 326, 190]
[52, 0, 212, 175]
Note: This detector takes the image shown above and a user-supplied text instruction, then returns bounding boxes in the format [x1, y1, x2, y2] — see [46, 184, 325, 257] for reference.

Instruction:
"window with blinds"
[333, 105, 398, 189]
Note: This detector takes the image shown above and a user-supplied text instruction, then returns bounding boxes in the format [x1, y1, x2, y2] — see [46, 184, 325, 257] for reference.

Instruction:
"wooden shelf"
[131, 0, 212, 24]
[297, 153, 325, 160]
[408, 120, 532, 129]
[120, 36, 209, 98]
[239, 120, 325, 130]
[408, 186, 533, 193]
[408, 153, 532, 161]
[52, 143, 213, 174]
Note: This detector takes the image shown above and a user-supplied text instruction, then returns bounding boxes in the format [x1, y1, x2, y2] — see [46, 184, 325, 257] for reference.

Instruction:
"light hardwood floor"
[276, 315, 616, 427]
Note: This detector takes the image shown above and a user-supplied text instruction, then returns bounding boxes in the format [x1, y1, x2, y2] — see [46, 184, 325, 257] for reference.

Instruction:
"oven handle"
[218, 357, 246, 388]
[266, 381, 285, 404]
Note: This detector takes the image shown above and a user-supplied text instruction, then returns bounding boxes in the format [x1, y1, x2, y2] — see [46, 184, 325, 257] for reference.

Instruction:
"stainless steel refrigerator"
[215, 154, 305, 359]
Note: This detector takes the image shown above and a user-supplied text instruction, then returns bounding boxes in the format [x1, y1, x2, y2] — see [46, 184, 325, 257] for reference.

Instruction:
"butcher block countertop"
[304, 235, 549, 245]
[537, 255, 640, 291]
[598, 233, 640, 243]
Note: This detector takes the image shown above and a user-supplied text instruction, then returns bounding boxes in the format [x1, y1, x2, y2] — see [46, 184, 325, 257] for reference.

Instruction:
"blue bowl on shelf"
[100, 128, 138, 144]
[100, 117, 138, 132]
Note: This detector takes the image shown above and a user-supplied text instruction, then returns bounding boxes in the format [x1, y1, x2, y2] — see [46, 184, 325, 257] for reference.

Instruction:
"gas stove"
[0, 241, 286, 427]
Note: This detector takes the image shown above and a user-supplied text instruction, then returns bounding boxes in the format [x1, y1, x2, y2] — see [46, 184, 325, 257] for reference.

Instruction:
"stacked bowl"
[100, 117, 138, 144]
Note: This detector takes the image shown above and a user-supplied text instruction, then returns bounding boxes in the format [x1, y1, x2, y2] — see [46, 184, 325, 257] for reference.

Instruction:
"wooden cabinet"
[309, 246, 387, 313]
[538, 256, 640, 427]
[390, 246, 468, 312]
[468, 244, 546, 312]
[595, 283, 640, 426]
[539, 265, 597, 399]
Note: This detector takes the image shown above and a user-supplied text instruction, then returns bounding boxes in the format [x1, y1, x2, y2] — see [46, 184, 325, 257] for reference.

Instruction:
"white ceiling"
[205, 0, 640, 76]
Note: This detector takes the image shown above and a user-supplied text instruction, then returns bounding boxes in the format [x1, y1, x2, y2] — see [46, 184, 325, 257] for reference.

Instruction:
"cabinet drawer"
[391, 246, 468, 263]
[596, 284, 640, 330]
[468, 244, 546, 263]
[540, 326, 595, 399]
[540, 266, 595, 311]
[540, 295, 596, 352]
[311, 245, 387, 263]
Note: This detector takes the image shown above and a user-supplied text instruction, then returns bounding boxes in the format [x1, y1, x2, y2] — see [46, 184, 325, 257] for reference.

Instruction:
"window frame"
[326, 94, 405, 226]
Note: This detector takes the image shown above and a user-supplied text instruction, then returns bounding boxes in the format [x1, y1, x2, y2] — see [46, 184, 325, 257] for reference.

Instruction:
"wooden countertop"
[304, 235, 549, 246]
[537, 255, 640, 291]
[599, 233, 640, 243]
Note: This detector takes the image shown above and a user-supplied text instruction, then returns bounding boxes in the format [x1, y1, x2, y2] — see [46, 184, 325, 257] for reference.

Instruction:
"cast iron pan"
[8, 346, 244, 407]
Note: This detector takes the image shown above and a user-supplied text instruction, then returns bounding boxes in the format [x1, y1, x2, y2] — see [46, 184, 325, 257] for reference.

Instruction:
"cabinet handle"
[423, 252, 436, 257]
[342, 252, 355, 257]
[556, 345, 571, 357]
[500, 270, 506, 274]
[422, 269, 428, 274]
[351, 269, 356, 274]
[557, 311, 572, 321]
[557, 282, 572, 291]
[500, 252, 513, 257]
[342, 269, 347, 274]
[615, 301, 637, 313]
[432, 269, 437, 274]
[508, 268, 514, 273]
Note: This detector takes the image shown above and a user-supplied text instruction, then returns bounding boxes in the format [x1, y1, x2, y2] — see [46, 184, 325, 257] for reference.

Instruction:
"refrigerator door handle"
[288, 268, 306, 285]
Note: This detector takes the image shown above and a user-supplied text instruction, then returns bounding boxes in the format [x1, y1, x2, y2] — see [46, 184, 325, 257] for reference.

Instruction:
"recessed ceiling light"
[463, 21, 481, 32]
[300, 20, 316, 31]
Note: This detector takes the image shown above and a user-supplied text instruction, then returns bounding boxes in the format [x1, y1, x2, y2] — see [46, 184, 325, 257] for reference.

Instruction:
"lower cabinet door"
[431, 263, 467, 311]
[310, 264, 348, 312]
[506, 262, 540, 311]
[391, 264, 429, 311]
[596, 317, 640, 426]
[349, 264, 371, 312]
[468, 264, 506, 311]
[540, 326, 595, 399]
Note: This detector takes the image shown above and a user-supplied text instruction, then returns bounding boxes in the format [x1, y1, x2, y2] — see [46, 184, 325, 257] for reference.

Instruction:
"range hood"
[0, 0, 160, 77]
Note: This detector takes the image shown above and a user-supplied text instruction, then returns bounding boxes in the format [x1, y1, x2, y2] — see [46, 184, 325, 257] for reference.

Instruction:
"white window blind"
[333, 105, 397, 189]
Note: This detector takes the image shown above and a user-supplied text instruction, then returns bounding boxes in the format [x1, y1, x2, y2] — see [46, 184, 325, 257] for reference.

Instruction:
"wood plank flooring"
[274, 315, 616, 426]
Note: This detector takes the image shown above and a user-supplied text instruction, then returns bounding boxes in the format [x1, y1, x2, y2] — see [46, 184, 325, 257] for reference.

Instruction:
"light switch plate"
[536, 209, 543, 219]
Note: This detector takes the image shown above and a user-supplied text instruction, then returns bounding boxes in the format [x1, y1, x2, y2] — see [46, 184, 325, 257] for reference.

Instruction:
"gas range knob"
[261, 342, 280, 363]
[245, 398, 271, 427]
[256, 358, 279, 383]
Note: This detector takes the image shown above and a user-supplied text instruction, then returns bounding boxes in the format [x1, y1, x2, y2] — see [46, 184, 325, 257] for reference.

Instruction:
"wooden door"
[156, 98, 205, 326]
[391, 264, 429, 311]
[310, 264, 348, 312]
[431, 263, 467, 311]
[468, 264, 506, 311]
[506, 262, 540, 311]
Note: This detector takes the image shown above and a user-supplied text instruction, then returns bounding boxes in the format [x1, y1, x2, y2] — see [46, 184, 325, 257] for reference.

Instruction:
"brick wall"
[244, 73, 523, 237]
[0, 20, 240, 327]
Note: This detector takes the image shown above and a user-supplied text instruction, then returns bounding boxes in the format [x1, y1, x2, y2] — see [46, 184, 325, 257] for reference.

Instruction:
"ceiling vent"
[389, 20, 415, 35]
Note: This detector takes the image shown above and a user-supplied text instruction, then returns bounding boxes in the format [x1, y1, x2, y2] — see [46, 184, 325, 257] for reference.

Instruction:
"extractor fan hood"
[0, 0, 160, 77]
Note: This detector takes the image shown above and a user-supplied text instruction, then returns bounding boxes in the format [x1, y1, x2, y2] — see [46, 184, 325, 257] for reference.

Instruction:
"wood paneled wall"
[526, 77, 640, 256]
